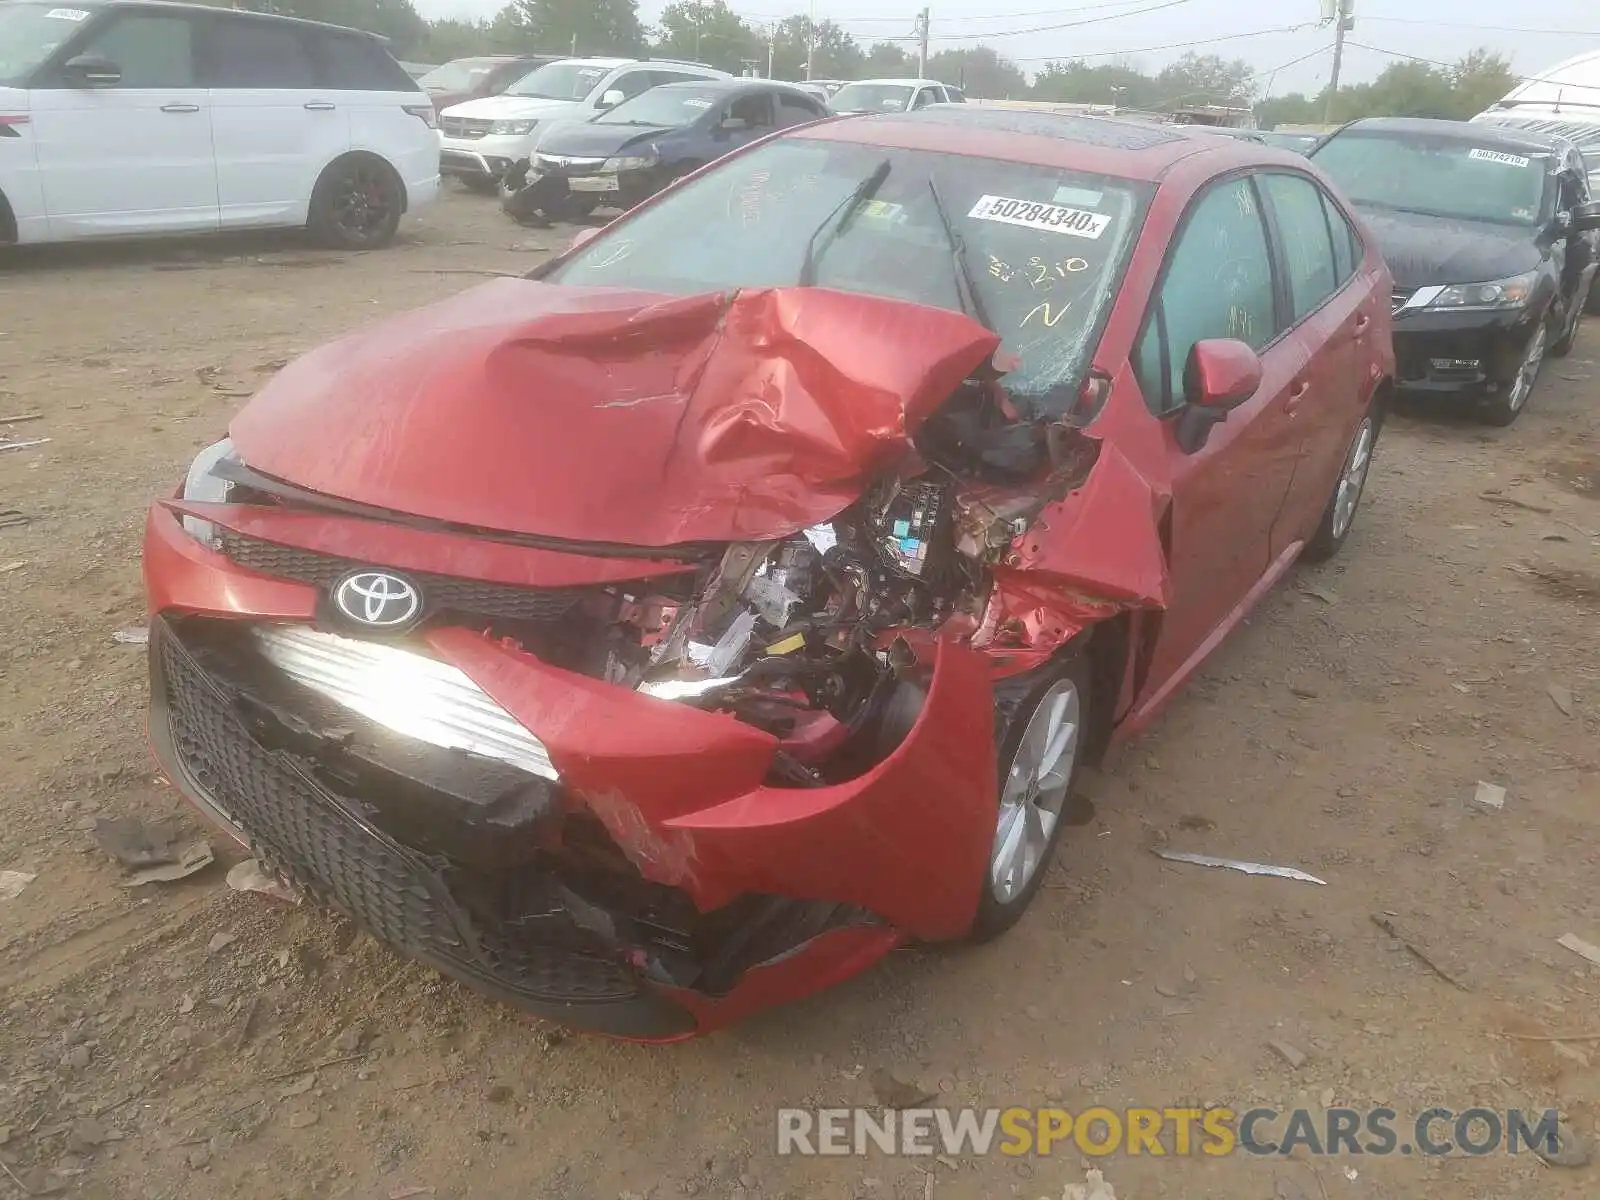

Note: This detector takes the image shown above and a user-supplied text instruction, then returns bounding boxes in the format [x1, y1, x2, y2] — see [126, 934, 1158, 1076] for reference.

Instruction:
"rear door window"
[308, 31, 415, 91]
[776, 91, 823, 126]
[1260, 173, 1339, 322]
[1321, 191, 1358, 283]
[202, 19, 315, 88]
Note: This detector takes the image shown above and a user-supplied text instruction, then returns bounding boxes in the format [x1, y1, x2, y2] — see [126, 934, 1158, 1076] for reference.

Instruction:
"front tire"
[1552, 278, 1592, 356]
[970, 654, 1092, 942]
[308, 156, 403, 250]
[1481, 317, 1549, 427]
[1304, 406, 1380, 562]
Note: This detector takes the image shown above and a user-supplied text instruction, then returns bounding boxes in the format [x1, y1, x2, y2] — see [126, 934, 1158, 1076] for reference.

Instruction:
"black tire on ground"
[1481, 317, 1550, 427]
[458, 176, 501, 195]
[969, 652, 1093, 943]
[307, 155, 404, 250]
[1304, 401, 1382, 562]
[1587, 273, 1600, 316]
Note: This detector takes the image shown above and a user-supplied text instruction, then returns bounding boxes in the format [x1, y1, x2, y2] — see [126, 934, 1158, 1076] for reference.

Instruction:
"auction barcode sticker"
[968, 195, 1111, 239]
[1469, 148, 1531, 168]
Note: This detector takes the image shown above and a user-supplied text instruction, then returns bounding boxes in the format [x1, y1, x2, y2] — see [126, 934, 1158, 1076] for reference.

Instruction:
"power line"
[1006, 24, 1311, 65]
[1362, 15, 1600, 38]
[1344, 40, 1600, 92]
[730, 0, 1182, 23]
[930, 0, 1197, 41]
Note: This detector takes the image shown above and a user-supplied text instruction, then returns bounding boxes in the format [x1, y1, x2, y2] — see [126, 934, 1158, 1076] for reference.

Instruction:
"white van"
[1473, 47, 1600, 311]
[437, 56, 728, 191]
[0, 0, 440, 249]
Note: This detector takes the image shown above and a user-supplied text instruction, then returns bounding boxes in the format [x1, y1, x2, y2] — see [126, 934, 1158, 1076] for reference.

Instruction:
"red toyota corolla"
[144, 107, 1394, 1040]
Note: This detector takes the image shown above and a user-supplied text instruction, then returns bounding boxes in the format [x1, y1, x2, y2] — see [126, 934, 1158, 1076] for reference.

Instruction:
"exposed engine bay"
[478, 380, 1104, 783]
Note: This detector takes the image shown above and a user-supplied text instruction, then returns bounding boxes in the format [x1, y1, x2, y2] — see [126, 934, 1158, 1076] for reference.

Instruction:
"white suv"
[438, 56, 729, 191]
[0, 0, 440, 249]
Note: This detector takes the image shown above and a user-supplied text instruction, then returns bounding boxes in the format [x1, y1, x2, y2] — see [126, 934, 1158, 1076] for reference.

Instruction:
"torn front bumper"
[142, 504, 997, 1038]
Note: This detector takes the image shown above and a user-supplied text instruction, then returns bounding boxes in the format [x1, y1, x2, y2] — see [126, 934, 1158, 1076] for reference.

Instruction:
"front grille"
[156, 621, 642, 1004]
[440, 116, 493, 139]
[218, 531, 583, 624]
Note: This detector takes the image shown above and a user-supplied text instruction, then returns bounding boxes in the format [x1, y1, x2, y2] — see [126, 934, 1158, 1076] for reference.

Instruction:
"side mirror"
[62, 54, 122, 88]
[718, 116, 748, 133]
[596, 89, 625, 110]
[1572, 199, 1600, 235]
[1175, 339, 1263, 454]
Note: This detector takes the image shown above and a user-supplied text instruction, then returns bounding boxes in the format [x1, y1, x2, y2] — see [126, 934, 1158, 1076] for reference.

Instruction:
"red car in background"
[418, 54, 560, 113]
[144, 108, 1394, 1040]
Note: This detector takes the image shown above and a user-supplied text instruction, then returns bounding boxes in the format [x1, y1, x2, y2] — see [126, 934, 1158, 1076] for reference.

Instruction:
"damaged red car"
[143, 108, 1394, 1040]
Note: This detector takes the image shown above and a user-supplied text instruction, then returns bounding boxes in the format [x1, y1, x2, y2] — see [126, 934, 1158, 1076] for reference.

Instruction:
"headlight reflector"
[1416, 270, 1538, 312]
[180, 437, 235, 546]
[602, 149, 658, 173]
[489, 119, 538, 135]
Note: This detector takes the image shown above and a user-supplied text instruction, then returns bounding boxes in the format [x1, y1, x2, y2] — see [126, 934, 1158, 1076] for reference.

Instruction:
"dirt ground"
[1, 189, 1598, 1200]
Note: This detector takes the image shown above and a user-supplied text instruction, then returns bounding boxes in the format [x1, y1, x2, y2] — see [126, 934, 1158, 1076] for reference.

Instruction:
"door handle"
[1285, 381, 1311, 413]
[1352, 314, 1371, 335]
[160, 103, 200, 113]
[304, 101, 336, 111]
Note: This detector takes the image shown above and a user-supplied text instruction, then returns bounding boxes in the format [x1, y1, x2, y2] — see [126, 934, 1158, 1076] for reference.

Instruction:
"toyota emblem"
[332, 570, 423, 629]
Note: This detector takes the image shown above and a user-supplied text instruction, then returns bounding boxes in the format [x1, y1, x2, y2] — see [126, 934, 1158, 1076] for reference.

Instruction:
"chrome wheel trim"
[990, 679, 1081, 904]
[1330, 416, 1375, 540]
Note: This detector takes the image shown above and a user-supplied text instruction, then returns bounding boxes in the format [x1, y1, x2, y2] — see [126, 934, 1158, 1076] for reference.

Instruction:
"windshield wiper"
[798, 159, 890, 286]
[926, 176, 993, 331]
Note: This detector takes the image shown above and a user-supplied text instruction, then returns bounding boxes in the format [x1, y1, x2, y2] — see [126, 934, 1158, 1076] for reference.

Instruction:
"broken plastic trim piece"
[1152, 848, 1327, 886]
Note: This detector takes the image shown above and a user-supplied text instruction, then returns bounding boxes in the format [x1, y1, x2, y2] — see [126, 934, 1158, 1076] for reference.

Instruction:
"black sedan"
[1312, 117, 1600, 424]
[501, 80, 828, 225]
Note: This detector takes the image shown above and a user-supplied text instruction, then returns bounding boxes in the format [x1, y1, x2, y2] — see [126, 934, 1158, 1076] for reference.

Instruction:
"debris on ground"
[92, 816, 186, 869]
[1058, 1168, 1116, 1200]
[207, 931, 237, 954]
[1547, 683, 1575, 716]
[1479, 490, 1553, 514]
[1299, 587, 1337, 605]
[123, 840, 213, 887]
[0, 509, 30, 529]
[1470, 781, 1507, 812]
[0, 411, 43, 424]
[0, 869, 35, 900]
[1371, 914, 1472, 991]
[1151, 849, 1327, 886]
[0, 437, 50, 453]
[868, 1068, 936, 1110]
[1557, 932, 1600, 968]
[1267, 1039, 1308, 1069]
[225, 859, 302, 904]
[1532, 1120, 1591, 1168]
[0, 560, 26, 574]
[111, 626, 149, 646]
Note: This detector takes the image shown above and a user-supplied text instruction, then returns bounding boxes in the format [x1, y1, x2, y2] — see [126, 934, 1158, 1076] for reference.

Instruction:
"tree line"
[229, 0, 1523, 125]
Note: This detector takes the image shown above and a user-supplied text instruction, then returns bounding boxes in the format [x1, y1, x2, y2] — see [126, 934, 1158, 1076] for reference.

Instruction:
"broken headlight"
[179, 437, 235, 546]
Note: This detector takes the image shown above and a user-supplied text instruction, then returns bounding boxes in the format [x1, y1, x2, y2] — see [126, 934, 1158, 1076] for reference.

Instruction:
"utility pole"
[767, 22, 776, 79]
[915, 8, 930, 79]
[693, 0, 702, 62]
[805, 0, 815, 80]
[570, 32, 577, 56]
[1322, 0, 1354, 124]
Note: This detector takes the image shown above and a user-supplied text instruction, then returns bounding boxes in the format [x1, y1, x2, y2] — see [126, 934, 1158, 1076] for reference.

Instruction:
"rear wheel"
[970, 654, 1092, 942]
[308, 156, 403, 250]
[1481, 318, 1548, 427]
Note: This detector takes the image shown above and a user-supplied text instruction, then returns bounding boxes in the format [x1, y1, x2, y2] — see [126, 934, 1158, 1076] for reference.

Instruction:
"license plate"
[569, 176, 619, 194]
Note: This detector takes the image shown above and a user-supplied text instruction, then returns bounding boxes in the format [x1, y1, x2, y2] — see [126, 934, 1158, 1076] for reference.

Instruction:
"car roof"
[796, 105, 1284, 183]
[649, 79, 820, 97]
[51, 0, 389, 37]
[1338, 116, 1567, 156]
[839, 78, 944, 87]
[546, 57, 637, 69]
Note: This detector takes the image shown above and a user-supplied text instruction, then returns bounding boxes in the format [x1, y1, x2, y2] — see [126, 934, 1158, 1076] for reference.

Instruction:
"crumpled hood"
[1356, 205, 1542, 289]
[229, 280, 1000, 547]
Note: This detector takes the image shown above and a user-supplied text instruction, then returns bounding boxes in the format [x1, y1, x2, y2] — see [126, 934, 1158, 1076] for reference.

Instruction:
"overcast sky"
[411, 0, 1600, 96]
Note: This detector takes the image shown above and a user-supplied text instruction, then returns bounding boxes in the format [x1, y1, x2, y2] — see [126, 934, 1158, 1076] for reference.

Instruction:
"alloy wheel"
[332, 164, 393, 242]
[1505, 322, 1548, 413]
[989, 678, 1081, 903]
[1330, 417, 1375, 541]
